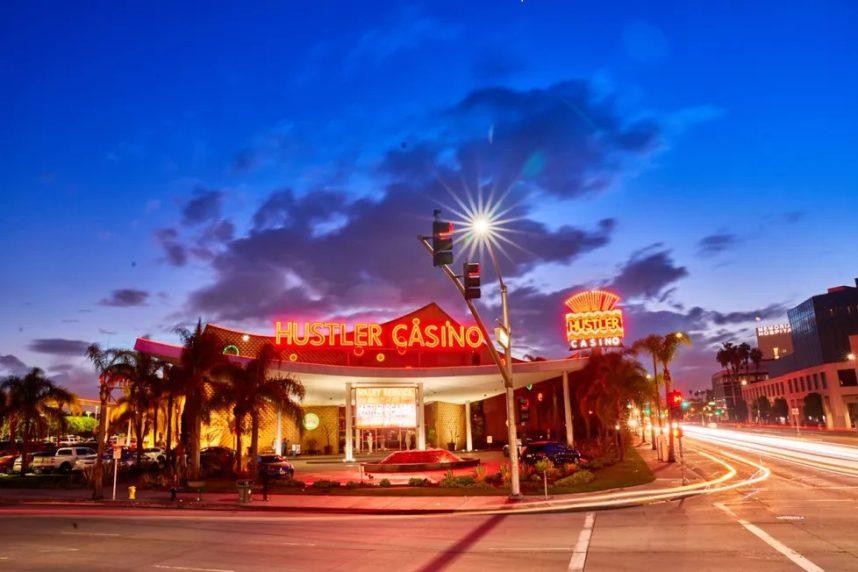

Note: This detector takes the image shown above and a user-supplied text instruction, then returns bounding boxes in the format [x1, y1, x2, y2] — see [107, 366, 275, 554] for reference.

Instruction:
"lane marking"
[567, 512, 595, 571]
[60, 531, 120, 537]
[714, 503, 823, 572]
[153, 566, 234, 572]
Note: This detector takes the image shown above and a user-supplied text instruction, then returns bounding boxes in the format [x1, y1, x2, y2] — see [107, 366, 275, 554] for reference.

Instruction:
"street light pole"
[487, 239, 522, 499]
[417, 234, 522, 499]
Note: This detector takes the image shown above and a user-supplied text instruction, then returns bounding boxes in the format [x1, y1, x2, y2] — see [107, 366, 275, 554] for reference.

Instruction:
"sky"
[1, 1, 856, 397]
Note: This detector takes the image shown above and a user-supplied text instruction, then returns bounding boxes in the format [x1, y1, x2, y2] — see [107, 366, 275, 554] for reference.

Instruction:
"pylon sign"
[564, 289, 624, 350]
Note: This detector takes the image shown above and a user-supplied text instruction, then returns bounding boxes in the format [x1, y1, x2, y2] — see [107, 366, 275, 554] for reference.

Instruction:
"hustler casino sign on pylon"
[564, 289, 625, 350]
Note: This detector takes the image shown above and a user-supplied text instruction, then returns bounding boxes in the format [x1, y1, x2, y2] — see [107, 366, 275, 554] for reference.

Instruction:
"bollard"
[128, 486, 137, 500]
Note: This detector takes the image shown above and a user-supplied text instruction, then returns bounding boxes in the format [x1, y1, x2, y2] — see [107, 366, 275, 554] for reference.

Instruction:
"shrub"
[311, 479, 340, 489]
[439, 469, 457, 487]
[561, 463, 579, 477]
[378, 478, 391, 487]
[345, 480, 362, 489]
[534, 459, 551, 475]
[408, 477, 430, 487]
[500, 464, 511, 487]
[555, 470, 595, 488]
[472, 465, 487, 483]
[454, 475, 475, 487]
[485, 471, 503, 486]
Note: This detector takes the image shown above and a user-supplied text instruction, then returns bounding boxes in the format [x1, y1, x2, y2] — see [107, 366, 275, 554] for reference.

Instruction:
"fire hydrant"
[128, 486, 137, 500]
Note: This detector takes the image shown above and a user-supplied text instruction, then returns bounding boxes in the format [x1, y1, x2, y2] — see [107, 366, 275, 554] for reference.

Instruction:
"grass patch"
[548, 446, 654, 495]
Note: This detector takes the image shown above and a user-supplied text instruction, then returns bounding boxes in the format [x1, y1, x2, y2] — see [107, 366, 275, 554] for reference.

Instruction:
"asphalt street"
[2, 431, 857, 571]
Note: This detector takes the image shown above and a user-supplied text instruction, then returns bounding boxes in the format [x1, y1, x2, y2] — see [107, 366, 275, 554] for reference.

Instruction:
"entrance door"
[847, 402, 858, 429]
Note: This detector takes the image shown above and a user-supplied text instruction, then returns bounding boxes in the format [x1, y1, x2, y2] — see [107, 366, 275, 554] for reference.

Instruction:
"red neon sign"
[564, 289, 625, 349]
[274, 318, 485, 351]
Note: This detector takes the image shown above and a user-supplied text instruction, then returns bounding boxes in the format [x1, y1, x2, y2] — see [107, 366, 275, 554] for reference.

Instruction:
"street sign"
[112, 446, 122, 460]
[790, 407, 800, 415]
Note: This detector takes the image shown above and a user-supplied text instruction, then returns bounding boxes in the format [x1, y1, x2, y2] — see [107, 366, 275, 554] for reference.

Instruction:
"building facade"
[739, 279, 858, 429]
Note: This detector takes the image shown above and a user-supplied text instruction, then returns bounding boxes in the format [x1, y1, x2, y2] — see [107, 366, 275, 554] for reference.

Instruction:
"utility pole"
[419, 216, 522, 499]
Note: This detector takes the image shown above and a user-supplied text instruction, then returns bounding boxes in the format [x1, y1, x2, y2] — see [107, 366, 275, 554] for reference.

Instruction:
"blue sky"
[1, 1, 856, 396]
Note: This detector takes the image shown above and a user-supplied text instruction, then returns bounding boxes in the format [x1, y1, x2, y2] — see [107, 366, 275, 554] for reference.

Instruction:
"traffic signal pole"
[417, 235, 522, 499]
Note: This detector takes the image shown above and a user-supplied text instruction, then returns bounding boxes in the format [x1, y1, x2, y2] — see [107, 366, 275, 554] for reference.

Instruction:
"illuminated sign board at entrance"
[564, 290, 625, 349]
[274, 318, 484, 350]
[355, 387, 417, 428]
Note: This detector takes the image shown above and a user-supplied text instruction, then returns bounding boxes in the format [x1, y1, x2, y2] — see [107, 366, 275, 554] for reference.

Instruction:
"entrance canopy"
[134, 335, 582, 404]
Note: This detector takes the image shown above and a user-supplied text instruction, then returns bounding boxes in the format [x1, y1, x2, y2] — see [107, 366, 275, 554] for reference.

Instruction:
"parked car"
[10, 451, 54, 474]
[200, 446, 235, 476]
[257, 455, 294, 479]
[520, 441, 581, 467]
[0, 452, 17, 473]
[75, 447, 136, 471]
[142, 447, 168, 465]
[502, 437, 533, 457]
[31, 446, 97, 474]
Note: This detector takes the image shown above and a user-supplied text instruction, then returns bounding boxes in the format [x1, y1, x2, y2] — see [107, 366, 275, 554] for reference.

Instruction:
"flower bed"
[362, 448, 479, 473]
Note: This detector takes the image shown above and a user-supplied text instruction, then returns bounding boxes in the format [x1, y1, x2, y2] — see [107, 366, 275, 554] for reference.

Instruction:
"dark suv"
[521, 441, 581, 467]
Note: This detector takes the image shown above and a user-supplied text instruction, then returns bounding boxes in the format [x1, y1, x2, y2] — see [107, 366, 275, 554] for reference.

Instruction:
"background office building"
[741, 279, 858, 429]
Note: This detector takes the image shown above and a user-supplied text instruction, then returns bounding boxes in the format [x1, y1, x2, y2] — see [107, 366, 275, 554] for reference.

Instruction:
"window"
[800, 378, 805, 391]
[821, 372, 827, 389]
[58, 449, 72, 456]
[813, 374, 819, 390]
[838, 369, 858, 387]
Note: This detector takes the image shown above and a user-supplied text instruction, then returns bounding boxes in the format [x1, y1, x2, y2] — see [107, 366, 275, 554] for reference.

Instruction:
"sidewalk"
[0, 443, 699, 515]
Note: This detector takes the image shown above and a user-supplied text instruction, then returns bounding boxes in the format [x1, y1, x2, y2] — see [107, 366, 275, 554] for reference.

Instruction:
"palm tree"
[657, 332, 692, 463]
[110, 350, 164, 465]
[212, 344, 305, 477]
[579, 352, 648, 459]
[174, 319, 230, 479]
[86, 344, 127, 499]
[631, 334, 664, 450]
[2, 368, 75, 474]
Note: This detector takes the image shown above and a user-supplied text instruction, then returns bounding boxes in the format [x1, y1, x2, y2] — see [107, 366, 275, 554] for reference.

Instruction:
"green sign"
[302, 412, 320, 431]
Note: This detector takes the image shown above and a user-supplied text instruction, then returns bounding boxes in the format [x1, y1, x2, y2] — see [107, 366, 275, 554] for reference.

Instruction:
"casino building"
[135, 292, 624, 459]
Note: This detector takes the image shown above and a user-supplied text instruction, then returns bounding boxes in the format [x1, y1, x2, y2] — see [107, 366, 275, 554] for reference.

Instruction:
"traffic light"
[463, 262, 480, 299]
[432, 219, 454, 267]
[667, 390, 684, 420]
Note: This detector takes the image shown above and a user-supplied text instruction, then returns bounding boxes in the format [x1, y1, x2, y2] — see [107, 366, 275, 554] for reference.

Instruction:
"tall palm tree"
[657, 332, 692, 462]
[111, 350, 163, 466]
[631, 334, 664, 451]
[2, 368, 75, 474]
[86, 344, 127, 499]
[175, 319, 229, 479]
[212, 344, 305, 477]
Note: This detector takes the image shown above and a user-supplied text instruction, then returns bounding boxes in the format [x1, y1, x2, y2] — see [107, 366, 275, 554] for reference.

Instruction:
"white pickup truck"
[31, 446, 97, 474]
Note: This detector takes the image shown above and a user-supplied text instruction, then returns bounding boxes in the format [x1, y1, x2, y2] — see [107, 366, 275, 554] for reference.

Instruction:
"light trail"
[683, 424, 858, 478]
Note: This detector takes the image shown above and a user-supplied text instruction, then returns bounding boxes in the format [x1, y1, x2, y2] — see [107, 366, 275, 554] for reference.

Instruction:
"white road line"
[153, 565, 234, 572]
[60, 531, 120, 537]
[714, 503, 824, 572]
[567, 512, 595, 571]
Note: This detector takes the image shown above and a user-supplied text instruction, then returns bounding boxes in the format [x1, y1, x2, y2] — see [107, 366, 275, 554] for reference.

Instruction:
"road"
[1, 430, 857, 571]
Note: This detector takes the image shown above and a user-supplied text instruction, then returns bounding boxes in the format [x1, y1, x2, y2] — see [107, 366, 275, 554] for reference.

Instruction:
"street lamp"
[469, 214, 522, 499]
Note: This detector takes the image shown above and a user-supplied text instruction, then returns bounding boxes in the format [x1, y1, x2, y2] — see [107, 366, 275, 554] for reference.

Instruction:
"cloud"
[51, 365, 97, 397]
[99, 288, 150, 307]
[697, 233, 741, 257]
[28, 338, 91, 356]
[181, 188, 224, 225]
[0, 354, 28, 376]
[184, 78, 663, 323]
[348, 6, 461, 67]
[155, 227, 188, 266]
[782, 210, 806, 224]
[608, 245, 688, 300]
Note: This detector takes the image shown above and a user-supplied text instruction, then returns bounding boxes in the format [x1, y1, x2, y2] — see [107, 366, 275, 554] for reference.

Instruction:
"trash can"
[236, 479, 253, 503]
